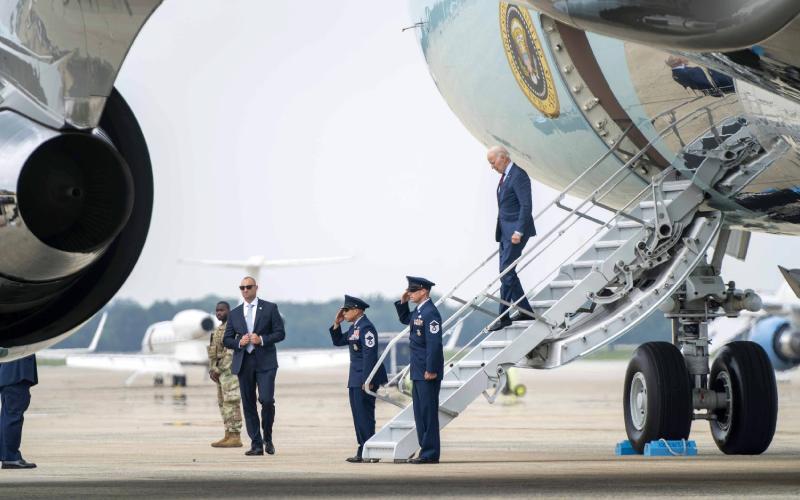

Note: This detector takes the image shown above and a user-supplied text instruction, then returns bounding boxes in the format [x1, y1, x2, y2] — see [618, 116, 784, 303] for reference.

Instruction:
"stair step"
[662, 180, 693, 192]
[457, 360, 485, 368]
[390, 421, 415, 430]
[364, 441, 396, 450]
[532, 300, 557, 309]
[481, 340, 512, 349]
[441, 380, 464, 389]
[572, 260, 601, 268]
[616, 220, 643, 229]
[550, 280, 581, 289]
[595, 239, 627, 249]
[639, 200, 672, 210]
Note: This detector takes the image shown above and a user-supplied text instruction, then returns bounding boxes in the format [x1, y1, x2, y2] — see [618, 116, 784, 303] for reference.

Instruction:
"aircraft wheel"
[710, 341, 777, 454]
[514, 384, 527, 397]
[623, 342, 692, 453]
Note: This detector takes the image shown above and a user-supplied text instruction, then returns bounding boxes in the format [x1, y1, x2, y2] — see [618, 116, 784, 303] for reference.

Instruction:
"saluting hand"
[401, 291, 410, 304]
[334, 308, 345, 327]
[423, 371, 437, 381]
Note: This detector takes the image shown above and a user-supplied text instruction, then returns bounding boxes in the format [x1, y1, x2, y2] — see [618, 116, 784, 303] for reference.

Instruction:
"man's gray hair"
[488, 145, 510, 159]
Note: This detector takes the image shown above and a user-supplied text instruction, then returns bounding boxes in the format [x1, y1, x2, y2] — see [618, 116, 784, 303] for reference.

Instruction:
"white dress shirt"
[243, 297, 265, 347]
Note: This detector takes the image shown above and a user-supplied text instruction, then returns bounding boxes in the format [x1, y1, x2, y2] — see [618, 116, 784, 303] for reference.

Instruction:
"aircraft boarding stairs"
[363, 95, 767, 461]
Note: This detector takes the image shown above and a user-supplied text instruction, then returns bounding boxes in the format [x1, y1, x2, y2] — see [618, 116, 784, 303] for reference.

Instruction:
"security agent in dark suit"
[395, 276, 443, 464]
[488, 145, 536, 331]
[0, 355, 38, 469]
[223, 276, 285, 456]
[329, 295, 388, 463]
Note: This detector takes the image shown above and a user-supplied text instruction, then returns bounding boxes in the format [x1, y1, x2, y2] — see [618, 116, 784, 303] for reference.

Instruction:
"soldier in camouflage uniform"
[208, 301, 243, 447]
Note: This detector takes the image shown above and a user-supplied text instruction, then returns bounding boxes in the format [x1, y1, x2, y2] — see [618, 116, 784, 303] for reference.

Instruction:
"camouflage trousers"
[216, 370, 242, 433]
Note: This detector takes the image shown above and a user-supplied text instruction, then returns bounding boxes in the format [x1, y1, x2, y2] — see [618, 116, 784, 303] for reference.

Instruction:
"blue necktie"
[246, 304, 255, 353]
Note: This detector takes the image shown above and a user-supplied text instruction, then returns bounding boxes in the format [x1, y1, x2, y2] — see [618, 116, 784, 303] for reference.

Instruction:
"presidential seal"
[500, 3, 559, 117]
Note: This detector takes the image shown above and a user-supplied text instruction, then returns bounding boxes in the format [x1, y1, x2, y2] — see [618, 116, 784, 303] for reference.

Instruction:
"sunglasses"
[239, 285, 254, 291]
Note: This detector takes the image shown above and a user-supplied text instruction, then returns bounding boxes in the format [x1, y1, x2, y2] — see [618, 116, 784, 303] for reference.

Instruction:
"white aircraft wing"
[37, 312, 108, 360]
[181, 256, 351, 269]
[66, 354, 185, 375]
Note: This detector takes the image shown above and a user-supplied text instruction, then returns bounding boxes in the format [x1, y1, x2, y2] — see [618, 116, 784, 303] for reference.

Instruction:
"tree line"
[54, 295, 670, 352]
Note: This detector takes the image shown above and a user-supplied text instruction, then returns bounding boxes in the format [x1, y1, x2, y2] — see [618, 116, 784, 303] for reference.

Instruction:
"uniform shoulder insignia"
[364, 332, 375, 348]
[429, 320, 440, 334]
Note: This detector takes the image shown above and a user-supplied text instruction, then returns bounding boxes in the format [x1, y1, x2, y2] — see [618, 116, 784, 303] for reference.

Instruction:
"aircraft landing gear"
[624, 259, 775, 454]
[710, 341, 777, 454]
[623, 342, 692, 453]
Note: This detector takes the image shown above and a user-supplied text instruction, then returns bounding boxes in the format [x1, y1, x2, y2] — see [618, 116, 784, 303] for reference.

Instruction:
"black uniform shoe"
[245, 447, 264, 456]
[487, 319, 511, 332]
[407, 457, 439, 464]
[265, 441, 275, 455]
[346, 456, 363, 463]
[2, 459, 36, 469]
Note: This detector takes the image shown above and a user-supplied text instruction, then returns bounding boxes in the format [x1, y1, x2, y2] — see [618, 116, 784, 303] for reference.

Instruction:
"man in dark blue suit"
[395, 276, 443, 464]
[0, 355, 38, 469]
[329, 295, 388, 463]
[223, 276, 285, 456]
[488, 145, 535, 331]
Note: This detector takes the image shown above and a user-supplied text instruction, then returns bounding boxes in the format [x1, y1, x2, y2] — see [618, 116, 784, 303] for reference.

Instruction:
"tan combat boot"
[219, 431, 243, 448]
[211, 432, 229, 448]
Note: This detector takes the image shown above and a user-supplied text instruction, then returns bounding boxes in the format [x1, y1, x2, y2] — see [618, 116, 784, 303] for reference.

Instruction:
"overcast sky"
[113, 0, 797, 306]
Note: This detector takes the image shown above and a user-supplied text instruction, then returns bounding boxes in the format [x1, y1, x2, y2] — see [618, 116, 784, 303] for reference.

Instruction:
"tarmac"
[1, 360, 798, 498]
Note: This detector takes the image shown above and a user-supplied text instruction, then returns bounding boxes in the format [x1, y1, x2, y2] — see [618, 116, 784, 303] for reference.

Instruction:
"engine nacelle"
[171, 310, 217, 343]
[0, 90, 154, 360]
[141, 310, 216, 364]
[749, 316, 800, 372]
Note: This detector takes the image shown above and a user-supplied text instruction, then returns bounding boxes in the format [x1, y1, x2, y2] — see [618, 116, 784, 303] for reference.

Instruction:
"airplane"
[0, 0, 799, 462]
[37, 313, 109, 361]
[65, 309, 217, 386]
[180, 255, 352, 287]
[709, 268, 800, 376]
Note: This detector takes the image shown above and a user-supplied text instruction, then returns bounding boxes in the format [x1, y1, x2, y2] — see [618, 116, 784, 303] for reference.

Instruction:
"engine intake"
[0, 112, 133, 283]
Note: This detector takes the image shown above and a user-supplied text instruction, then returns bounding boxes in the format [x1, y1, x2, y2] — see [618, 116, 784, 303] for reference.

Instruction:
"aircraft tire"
[710, 341, 777, 455]
[623, 342, 692, 453]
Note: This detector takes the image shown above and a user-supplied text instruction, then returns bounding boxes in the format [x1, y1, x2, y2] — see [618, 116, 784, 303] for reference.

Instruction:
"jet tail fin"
[779, 266, 800, 300]
[87, 312, 108, 353]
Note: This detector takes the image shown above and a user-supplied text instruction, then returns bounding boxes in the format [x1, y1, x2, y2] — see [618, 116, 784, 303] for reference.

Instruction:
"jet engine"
[0, 90, 154, 360]
[749, 316, 800, 372]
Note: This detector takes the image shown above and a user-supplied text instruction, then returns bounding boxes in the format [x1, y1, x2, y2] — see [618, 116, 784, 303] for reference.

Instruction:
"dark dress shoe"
[2, 459, 37, 469]
[487, 319, 511, 332]
[346, 456, 363, 463]
[407, 457, 439, 464]
[265, 441, 275, 455]
[245, 447, 264, 456]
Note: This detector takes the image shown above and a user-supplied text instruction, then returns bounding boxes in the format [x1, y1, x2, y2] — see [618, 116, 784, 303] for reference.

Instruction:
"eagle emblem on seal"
[500, 3, 559, 118]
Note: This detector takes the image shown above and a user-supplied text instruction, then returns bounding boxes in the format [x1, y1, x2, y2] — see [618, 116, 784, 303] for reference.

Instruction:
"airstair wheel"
[709, 341, 778, 455]
[623, 342, 693, 453]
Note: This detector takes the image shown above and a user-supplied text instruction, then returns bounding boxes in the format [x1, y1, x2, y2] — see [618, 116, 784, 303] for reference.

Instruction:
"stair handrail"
[363, 94, 736, 398]
[437, 99, 738, 373]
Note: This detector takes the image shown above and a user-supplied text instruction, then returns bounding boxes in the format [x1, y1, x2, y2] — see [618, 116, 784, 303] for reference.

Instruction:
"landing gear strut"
[624, 254, 776, 454]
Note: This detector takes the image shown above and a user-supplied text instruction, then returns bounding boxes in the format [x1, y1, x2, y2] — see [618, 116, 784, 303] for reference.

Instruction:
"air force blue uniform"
[395, 276, 443, 462]
[0, 355, 38, 463]
[329, 296, 388, 459]
[496, 163, 535, 320]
